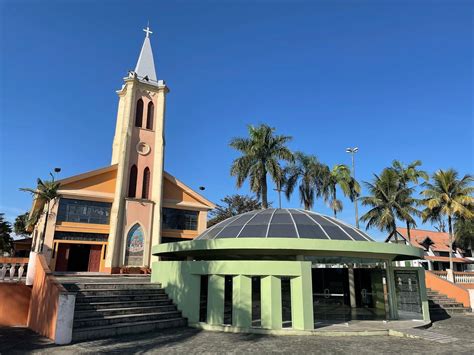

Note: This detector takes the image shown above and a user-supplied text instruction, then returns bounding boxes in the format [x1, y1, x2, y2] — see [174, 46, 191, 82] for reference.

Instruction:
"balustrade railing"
[454, 272, 474, 284]
[0, 257, 29, 282]
[432, 271, 447, 280]
[430, 270, 474, 283]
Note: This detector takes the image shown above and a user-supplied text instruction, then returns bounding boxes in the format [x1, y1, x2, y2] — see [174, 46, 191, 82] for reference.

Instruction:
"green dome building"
[152, 208, 429, 332]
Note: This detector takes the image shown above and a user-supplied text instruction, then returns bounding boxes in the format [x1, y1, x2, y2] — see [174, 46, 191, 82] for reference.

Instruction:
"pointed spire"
[134, 26, 157, 82]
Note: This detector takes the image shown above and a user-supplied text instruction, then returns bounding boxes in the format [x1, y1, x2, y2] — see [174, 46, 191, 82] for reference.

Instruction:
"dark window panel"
[238, 225, 268, 238]
[162, 208, 198, 231]
[268, 224, 298, 238]
[57, 198, 112, 225]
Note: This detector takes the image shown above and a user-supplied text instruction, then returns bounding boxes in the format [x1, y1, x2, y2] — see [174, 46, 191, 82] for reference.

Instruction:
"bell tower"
[105, 26, 169, 272]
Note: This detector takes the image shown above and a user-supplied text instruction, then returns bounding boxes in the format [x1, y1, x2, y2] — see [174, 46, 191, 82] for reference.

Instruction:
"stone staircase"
[426, 288, 471, 318]
[59, 275, 186, 342]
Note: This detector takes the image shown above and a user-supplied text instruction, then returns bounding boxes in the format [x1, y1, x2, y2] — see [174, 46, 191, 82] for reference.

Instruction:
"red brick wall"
[0, 283, 31, 326]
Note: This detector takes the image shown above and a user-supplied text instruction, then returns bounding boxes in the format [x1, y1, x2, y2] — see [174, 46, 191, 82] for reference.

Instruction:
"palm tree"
[320, 164, 360, 218]
[20, 173, 61, 253]
[360, 169, 419, 237]
[420, 169, 473, 271]
[390, 160, 428, 241]
[230, 124, 293, 209]
[285, 152, 324, 210]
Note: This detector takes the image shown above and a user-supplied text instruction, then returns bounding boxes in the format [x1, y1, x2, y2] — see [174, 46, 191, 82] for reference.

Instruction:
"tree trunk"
[406, 220, 411, 244]
[448, 215, 454, 272]
[39, 201, 50, 253]
[261, 174, 268, 209]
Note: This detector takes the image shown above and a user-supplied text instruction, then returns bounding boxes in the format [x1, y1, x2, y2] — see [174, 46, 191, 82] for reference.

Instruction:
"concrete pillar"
[348, 267, 357, 308]
[385, 261, 398, 319]
[290, 263, 314, 330]
[54, 292, 76, 344]
[232, 275, 252, 328]
[207, 275, 225, 325]
[446, 269, 455, 283]
[428, 261, 433, 271]
[417, 268, 430, 321]
[261, 276, 282, 330]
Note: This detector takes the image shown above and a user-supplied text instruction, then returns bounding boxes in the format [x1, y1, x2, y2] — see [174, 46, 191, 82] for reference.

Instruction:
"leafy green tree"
[285, 152, 325, 210]
[20, 174, 61, 252]
[0, 214, 13, 254]
[360, 169, 418, 237]
[454, 215, 474, 251]
[390, 160, 428, 241]
[208, 194, 265, 227]
[320, 164, 360, 218]
[13, 212, 32, 237]
[230, 124, 293, 209]
[420, 169, 473, 271]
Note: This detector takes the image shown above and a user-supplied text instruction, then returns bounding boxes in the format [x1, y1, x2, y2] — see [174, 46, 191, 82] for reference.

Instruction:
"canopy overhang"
[153, 238, 423, 261]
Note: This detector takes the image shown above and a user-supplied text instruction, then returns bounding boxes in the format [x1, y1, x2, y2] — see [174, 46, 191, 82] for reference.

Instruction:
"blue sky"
[0, 0, 472, 240]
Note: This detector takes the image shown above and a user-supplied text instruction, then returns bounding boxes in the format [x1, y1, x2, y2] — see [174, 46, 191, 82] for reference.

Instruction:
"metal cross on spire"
[143, 25, 153, 38]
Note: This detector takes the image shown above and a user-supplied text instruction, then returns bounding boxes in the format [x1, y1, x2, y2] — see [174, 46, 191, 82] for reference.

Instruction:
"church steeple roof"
[134, 26, 157, 82]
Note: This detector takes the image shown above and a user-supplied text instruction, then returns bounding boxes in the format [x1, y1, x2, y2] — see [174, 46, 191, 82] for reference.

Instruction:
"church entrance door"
[68, 244, 91, 272]
[88, 245, 102, 272]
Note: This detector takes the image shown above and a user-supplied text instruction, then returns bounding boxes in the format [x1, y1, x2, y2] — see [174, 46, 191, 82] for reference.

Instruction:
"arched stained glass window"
[146, 102, 154, 130]
[135, 99, 144, 127]
[124, 223, 144, 266]
[142, 167, 150, 199]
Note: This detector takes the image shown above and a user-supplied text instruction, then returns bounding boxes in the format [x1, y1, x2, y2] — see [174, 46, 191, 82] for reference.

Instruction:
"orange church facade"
[27, 28, 214, 273]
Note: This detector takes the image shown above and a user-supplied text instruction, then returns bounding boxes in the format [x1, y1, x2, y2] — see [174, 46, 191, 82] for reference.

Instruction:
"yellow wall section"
[163, 177, 197, 203]
[55, 222, 110, 234]
[61, 169, 117, 194]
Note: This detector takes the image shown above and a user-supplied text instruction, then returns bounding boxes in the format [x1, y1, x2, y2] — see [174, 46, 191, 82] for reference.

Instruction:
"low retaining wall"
[26, 254, 76, 344]
[425, 270, 471, 308]
[0, 283, 31, 326]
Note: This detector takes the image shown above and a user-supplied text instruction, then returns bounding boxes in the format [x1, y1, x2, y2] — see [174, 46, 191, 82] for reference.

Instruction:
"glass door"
[312, 268, 350, 322]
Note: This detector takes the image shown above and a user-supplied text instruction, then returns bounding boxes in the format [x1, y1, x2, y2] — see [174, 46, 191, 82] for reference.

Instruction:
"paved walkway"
[1, 314, 473, 354]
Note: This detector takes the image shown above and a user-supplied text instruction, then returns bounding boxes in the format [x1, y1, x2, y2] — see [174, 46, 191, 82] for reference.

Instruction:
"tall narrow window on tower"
[146, 102, 154, 130]
[128, 165, 138, 198]
[142, 167, 150, 199]
[135, 99, 144, 127]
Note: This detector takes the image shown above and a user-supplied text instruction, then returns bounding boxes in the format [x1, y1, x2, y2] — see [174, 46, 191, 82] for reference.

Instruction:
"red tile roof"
[396, 228, 453, 252]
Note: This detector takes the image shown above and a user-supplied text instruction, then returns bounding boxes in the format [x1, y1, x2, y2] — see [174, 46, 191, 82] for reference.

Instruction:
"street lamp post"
[346, 147, 359, 228]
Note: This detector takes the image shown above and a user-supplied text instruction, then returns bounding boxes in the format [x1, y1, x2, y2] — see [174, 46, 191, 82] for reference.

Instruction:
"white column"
[348, 267, 357, 308]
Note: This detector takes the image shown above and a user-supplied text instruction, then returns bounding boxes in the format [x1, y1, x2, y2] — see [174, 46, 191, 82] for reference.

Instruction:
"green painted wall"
[152, 260, 314, 330]
[152, 260, 429, 332]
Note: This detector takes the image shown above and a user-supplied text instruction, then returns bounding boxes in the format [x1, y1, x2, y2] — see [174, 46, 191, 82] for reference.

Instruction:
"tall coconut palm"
[20, 173, 61, 252]
[285, 152, 324, 210]
[390, 160, 428, 241]
[320, 164, 360, 218]
[420, 169, 473, 271]
[360, 169, 419, 237]
[230, 124, 293, 209]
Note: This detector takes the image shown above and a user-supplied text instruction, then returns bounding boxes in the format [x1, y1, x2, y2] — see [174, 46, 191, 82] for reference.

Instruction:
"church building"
[27, 27, 215, 273]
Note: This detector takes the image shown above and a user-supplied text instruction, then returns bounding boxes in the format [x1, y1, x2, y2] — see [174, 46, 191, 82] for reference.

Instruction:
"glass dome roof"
[196, 208, 374, 242]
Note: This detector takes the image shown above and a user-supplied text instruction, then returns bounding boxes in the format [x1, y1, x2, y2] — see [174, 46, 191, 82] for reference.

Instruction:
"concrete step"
[73, 310, 183, 329]
[429, 301, 465, 308]
[75, 293, 170, 304]
[72, 318, 187, 342]
[75, 305, 178, 318]
[429, 307, 471, 314]
[62, 283, 161, 291]
[74, 288, 166, 297]
[74, 299, 173, 311]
